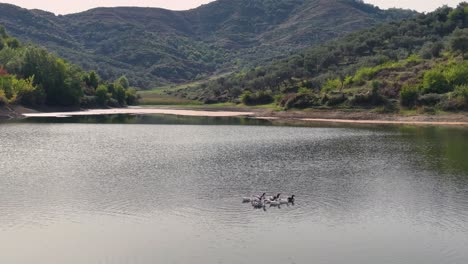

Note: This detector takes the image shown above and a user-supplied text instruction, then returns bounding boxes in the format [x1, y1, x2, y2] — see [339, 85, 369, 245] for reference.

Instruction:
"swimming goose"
[287, 195, 295, 203]
[267, 193, 281, 201]
[242, 193, 265, 203]
[251, 198, 265, 208]
[269, 200, 281, 206]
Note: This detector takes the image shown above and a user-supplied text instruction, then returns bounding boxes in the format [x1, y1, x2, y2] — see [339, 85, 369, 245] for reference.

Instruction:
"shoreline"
[2, 105, 468, 126]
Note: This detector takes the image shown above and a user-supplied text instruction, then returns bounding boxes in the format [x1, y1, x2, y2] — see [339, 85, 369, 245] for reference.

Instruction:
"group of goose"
[242, 193, 295, 208]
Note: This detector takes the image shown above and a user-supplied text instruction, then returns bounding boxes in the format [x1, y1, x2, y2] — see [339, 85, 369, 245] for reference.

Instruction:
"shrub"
[321, 78, 342, 93]
[453, 84, 468, 102]
[400, 85, 419, 107]
[417, 93, 445, 106]
[13, 77, 40, 106]
[422, 69, 451, 94]
[80, 96, 97, 108]
[438, 97, 465, 111]
[107, 98, 120, 107]
[240, 91, 274, 105]
[280, 93, 320, 109]
[0, 89, 7, 105]
[326, 93, 347, 106]
[444, 62, 468, 87]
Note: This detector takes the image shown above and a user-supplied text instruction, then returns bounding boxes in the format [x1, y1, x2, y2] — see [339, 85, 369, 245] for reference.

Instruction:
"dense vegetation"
[177, 3, 468, 112]
[0, 0, 415, 87]
[0, 26, 137, 108]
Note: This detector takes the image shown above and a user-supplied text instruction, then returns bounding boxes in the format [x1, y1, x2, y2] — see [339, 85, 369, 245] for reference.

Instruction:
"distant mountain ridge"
[0, 0, 416, 87]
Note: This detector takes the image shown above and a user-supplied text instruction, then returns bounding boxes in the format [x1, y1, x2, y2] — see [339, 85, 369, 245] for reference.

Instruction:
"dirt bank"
[3, 105, 468, 126]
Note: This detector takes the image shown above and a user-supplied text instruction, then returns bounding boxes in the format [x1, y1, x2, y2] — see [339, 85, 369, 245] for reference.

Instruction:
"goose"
[287, 195, 295, 203]
[267, 193, 281, 201]
[242, 193, 265, 203]
[269, 200, 281, 206]
[251, 199, 265, 208]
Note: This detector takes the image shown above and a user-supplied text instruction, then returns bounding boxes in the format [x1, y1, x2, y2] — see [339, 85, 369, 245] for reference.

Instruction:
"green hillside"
[176, 3, 468, 112]
[0, 26, 137, 108]
[0, 0, 415, 88]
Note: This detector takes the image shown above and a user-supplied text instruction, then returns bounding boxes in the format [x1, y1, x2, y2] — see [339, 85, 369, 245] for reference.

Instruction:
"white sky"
[0, 0, 465, 14]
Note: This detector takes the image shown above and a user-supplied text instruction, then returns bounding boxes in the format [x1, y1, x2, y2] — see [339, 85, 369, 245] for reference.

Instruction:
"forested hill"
[0, 26, 137, 108]
[0, 0, 415, 87]
[179, 3, 468, 112]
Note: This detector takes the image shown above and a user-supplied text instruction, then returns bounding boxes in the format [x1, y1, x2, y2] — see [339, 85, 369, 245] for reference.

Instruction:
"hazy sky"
[0, 0, 465, 14]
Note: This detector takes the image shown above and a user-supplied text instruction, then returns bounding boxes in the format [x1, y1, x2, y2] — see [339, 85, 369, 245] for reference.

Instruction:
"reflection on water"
[20, 114, 273, 126]
[0, 115, 467, 264]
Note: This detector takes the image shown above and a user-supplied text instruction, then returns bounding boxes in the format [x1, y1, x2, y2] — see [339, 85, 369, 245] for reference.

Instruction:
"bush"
[453, 84, 468, 102]
[279, 93, 320, 109]
[107, 98, 120, 107]
[400, 85, 420, 107]
[321, 78, 342, 93]
[438, 97, 466, 111]
[422, 69, 451, 94]
[444, 62, 468, 87]
[80, 96, 97, 108]
[325, 93, 347, 106]
[417, 93, 445, 106]
[0, 90, 7, 105]
[240, 91, 274, 105]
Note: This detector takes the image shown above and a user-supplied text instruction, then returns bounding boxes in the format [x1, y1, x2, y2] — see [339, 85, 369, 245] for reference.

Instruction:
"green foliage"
[0, 25, 7, 39]
[125, 88, 138, 105]
[453, 84, 468, 102]
[321, 79, 342, 93]
[113, 84, 127, 106]
[21, 47, 84, 106]
[84, 71, 99, 89]
[0, 0, 416, 87]
[420, 42, 444, 59]
[95, 85, 109, 106]
[0, 89, 6, 105]
[444, 61, 468, 86]
[240, 91, 274, 106]
[0, 74, 42, 105]
[418, 93, 445, 106]
[400, 85, 420, 107]
[0, 27, 128, 108]
[279, 93, 320, 109]
[450, 28, 468, 57]
[422, 69, 450, 94]
[116, 76, 130, 90]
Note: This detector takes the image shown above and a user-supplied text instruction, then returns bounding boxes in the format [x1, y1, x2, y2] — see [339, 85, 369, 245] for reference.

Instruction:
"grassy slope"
[170, 4, 468, 113]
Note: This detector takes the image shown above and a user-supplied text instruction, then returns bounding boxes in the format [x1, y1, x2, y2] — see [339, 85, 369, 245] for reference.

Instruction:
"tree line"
[0, 26, 138, 108]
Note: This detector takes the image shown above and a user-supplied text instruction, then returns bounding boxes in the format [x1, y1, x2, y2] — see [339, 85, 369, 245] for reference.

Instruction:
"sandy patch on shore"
[22, 108, 255, 118]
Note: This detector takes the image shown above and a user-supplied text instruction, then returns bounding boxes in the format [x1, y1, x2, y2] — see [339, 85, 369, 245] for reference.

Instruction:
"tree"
[21, 47, 83, 106]
[116, 75, 129, 89]
[450, 28, 468, 58]
[125, 88, 138, 105]
[95, 85, 109, 106]
[84, 71, 99, 89]
[113, 84, 126, 105]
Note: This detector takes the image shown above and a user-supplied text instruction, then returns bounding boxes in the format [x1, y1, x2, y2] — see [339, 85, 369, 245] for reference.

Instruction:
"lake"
[1, 114, 467, 264]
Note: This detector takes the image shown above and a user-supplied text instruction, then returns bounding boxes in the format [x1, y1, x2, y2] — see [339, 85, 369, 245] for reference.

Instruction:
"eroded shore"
[2, 105, 468, 126]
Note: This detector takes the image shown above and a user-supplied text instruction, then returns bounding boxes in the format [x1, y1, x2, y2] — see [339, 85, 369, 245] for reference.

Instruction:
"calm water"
[1, 115, 468, 264]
